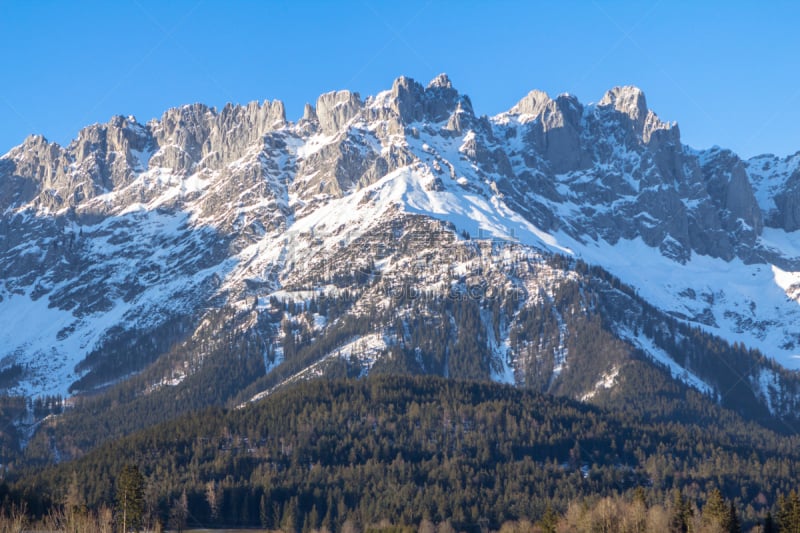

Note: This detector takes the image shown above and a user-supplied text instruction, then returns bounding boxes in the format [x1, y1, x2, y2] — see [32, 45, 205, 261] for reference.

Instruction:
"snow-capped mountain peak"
[3, 74, 800, 425]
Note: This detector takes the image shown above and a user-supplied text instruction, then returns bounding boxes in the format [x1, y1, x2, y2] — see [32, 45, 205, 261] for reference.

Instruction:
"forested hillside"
[9, 375, 800, 531]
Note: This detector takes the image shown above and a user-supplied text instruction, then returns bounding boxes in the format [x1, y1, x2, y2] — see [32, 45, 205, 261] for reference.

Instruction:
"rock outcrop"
[316, 90, 363, 135]
[4, 73, 800, 414]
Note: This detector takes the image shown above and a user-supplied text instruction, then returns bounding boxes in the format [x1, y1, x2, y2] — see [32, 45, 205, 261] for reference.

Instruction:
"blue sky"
[1, 1, 798, 158]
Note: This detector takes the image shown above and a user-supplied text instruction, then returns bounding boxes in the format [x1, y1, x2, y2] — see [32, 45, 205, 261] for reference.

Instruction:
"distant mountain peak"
[426, 72, 453, 89]
[598, 85, 648, 122]
[510, 89, 554, 118]
[3, 74, 800, 430]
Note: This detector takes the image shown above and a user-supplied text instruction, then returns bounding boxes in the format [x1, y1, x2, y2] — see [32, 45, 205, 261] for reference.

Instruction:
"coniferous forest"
[5, 374, 800, 532]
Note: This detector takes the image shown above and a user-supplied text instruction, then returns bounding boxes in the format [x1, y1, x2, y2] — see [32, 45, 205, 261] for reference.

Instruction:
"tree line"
[7, 375, 800, 531]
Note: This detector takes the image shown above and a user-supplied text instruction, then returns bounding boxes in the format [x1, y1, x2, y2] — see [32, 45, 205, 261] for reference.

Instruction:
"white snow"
[746, 152, 800, 215]
[247, 333, 389, 404]
[129, 147, 153, 172]
[616, 326, 715, 396]
[760, 227, 800, 261]
[6, 90, 800, 410]
[576, 237, 800, 369]
[0, 292, 132, 397]
[581, 366, 620, 401]
[295, 133, 337, 159]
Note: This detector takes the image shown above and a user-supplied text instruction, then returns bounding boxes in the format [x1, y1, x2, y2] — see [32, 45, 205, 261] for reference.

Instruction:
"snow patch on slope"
[616, 326, 715, 396]
[0, 292, 132, 397]
[248, 333, 389, 404]
[375, 165, 574, 254]
[577, 237, 800, 369]
[581, 366, 620, 401]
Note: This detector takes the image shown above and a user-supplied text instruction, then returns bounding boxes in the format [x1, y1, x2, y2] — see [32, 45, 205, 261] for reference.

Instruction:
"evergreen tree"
[206, 480, 221, 521]
[306, 504, 320, 533]
[704, 488, 729, 530]
[115, 464, 144, 532]
[778, 491, 800, 533]
[538, 504, 559, 533]
[64, 470, 83, 516]
[282, 497, 299, 533]
[168, 490, 189, 532]
[727, 502, 741, 533]
[763, 512, 775, 533]
[260, 493, 270, 529]
[669, 489, 692, 533]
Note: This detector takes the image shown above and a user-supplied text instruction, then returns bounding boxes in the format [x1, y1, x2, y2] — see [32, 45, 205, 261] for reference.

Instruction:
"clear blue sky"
[1, 1, 798, 159]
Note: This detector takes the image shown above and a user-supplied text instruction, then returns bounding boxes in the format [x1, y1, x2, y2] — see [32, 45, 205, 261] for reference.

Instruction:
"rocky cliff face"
[484, 84, 773, 264]
[3, 74, 800, 429]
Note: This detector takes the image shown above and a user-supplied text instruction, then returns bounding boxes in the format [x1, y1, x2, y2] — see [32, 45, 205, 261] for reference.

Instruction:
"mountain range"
[3, 74, 800, 459]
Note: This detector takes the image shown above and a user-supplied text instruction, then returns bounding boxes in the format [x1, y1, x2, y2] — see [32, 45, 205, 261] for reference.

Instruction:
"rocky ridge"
[2, 74, 800, 431]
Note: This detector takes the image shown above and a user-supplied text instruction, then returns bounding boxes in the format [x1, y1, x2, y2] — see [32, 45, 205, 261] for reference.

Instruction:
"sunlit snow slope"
[2, 73, 800, 422]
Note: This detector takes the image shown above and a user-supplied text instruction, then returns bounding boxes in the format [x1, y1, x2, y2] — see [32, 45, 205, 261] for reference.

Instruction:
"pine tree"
[260, 493, 270, 529]
[669, 489, 692, 533]
[538, 503, 559, 533]
[727, 501, 741, 533]
[206, 480, 222, 521]
[64, 470, 84, 516]
[778, 491, 800, 533]
[305, 504, 320, 533]
[282, 497, 299, 533]
[168, 490, 189, 532]
[763, 511, 775, 533]
[115, 464, 144, 532]
[703, 488, 728, 530]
